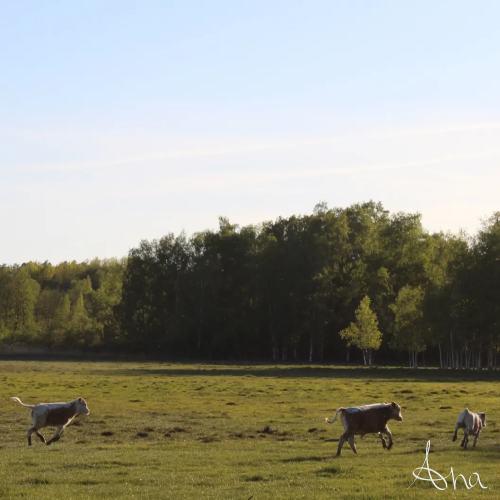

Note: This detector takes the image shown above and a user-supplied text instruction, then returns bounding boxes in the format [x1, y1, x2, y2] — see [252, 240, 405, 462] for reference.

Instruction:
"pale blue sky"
[1, 1, 499, 264]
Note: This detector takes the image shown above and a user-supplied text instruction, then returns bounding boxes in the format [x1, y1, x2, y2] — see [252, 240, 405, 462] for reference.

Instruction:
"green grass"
[1, 361, 499, 499]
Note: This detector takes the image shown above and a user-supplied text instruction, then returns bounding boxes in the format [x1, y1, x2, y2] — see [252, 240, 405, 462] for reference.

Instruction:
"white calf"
[11, 396, 90, 446]
[452, 408, 486, 450]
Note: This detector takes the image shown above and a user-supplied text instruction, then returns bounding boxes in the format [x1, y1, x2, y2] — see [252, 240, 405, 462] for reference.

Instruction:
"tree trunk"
[272, 337, 278, 360]
[197, 278, 204, 351]
[450, 332, 454, 368]
[319, 332, 324, 362]
[309, 334, 314, 362]
[346, 346, 350, 363]
[362, 349, 367, 366]
[438, 343, 443, 369]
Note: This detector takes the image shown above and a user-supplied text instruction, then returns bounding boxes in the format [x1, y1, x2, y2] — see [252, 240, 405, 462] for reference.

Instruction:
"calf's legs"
[378, 433, 388, 449]
[27, 427, 46, 445]
[27, 426, 36, 446]
[347, 436, 357, 454]
[35, 430, 46, 443]
[462, 432, 469, 450]
[472, 432, 480, 448]
[380, 426, 393, 450]
[46, 425, 65, 446]
[336, 432, 356, 456]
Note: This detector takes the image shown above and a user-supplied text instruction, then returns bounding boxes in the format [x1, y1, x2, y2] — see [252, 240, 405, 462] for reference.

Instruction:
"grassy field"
[0, 360, 499, 499]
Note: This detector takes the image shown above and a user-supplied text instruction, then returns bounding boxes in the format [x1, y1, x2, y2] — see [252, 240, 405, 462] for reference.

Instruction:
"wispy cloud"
[13, 121, 500, 173]
[7, 150, 498, 202]
[110, 151, 500, 199]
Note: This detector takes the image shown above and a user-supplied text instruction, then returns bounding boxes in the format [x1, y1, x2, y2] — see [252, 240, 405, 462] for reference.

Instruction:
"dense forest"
[1, 201, 499, 369]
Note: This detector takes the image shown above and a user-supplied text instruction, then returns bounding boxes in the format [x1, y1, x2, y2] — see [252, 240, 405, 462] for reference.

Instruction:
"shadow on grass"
[282, 455, 331, 463]
[3, 356, 500, 381]
[98, 364, 500, 381]
[316, 466, 339, 475]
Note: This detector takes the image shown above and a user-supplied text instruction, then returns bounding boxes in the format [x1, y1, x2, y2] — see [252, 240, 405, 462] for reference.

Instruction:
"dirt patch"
[170, 426, 188, 433]
[245, 475, 265, 482]
[258, 426, 275, 435]
[198, 436, 219, 443]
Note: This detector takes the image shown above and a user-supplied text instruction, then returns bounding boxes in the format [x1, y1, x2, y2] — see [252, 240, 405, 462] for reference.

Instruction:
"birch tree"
[340, 296, 382, 366]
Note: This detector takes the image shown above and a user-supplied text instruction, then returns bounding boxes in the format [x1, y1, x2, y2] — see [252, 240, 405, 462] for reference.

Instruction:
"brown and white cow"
[11, 396, 90, 446]
[452, 408, 486, 450]
[325, 401, 403, 456]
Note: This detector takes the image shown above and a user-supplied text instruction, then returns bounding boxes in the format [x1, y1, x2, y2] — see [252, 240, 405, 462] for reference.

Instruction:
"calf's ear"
[391, 401, 397, 407]
[78, 398, 83, 403]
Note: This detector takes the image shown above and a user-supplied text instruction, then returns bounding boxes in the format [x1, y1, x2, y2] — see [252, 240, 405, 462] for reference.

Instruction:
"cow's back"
[343, 405, 392, 435]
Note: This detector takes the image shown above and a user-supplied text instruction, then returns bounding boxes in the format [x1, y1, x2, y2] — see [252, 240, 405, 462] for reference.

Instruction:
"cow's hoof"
[452, 436, 457, 442]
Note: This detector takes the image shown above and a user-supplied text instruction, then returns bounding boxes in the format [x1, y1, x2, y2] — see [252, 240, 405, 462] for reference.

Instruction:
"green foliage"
[70, 292, 92, 334]
[340, 296, 382, 365]
[1, 202, 500, 366]
[53, 294, 71, 334]
[390, 285, 426, 353]
[8, 267, 40, 335]
[35, 289, 63, 339]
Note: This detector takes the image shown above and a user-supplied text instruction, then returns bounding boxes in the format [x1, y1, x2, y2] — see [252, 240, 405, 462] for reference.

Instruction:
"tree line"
[1, 201, 499, 369]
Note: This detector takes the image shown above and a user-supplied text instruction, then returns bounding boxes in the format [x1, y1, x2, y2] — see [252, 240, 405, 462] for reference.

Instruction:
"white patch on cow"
[347, 403, 388, 413]
[340, 412, 348, 431]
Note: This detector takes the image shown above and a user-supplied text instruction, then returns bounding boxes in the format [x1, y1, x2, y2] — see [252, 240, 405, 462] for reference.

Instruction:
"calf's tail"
[325, 407, 344, 424]
[11, 397, 34, 409]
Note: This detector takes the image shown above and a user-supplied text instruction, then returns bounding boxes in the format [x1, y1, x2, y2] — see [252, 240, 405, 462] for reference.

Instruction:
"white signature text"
[409, 440, 488, 490]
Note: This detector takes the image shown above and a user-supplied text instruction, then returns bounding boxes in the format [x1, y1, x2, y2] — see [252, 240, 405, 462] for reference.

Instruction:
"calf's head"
[75, 397, 90, 416]
[479, 412, 486, 427]
[390, 401, 403, 421]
